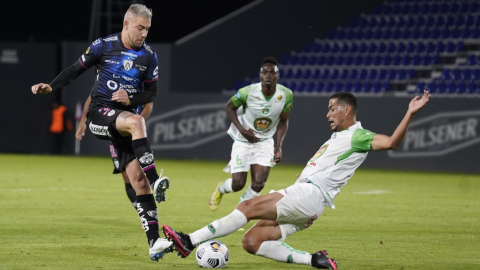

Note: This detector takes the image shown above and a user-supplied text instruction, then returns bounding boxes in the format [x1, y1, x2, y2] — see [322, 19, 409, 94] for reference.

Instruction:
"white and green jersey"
[296, 122, 376, 209]
[228, 83, 293, 142]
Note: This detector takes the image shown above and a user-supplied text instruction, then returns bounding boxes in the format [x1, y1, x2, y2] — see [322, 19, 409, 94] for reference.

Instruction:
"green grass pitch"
[0, 154, 479, 269]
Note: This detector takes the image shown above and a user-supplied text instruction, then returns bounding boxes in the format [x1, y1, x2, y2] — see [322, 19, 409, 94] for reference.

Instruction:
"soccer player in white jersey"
[163, 91, 431, 269]
[209, 57, 293, 211]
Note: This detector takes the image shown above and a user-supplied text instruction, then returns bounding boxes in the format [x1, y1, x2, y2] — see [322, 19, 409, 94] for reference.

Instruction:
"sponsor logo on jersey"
[139, 152, 154, 164]
[121, 51, 137, 58]
[107, 80, 118, 90]
[103, 36, 118, 42]
[286, 103, 292, 108]
[92, 39, 101, 46]
[236, 92, 241, 99]
[309, 144, 328, 162]
[261, 108, 269, 115]
[85, 47, 90, 54]
[114, 161, 119, 169]
[143, 43, 153, 54]
[122, 76, 135, 82]
[123, 59, 133, 71]
[135, 64, 147, 71]
[277, 95, 283, 100]
[146, 103, 229, 150]
[89, 122, 110, 137]
[107, 110, 115, 117]
[113, 74, 120, 78]
[207, 224, 216, 234]
[106, 59, 119, 64]
[253, 117, 272, 131]
[147, 210, 158, 220]
[153, 66, 158, 76]
[389, 110, 480, 158]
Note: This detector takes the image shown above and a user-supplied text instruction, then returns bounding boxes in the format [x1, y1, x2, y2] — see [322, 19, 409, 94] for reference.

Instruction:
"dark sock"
[136, 194, 160, 246]
[132, 138, 159, 186]
[125, 183, 138, 211]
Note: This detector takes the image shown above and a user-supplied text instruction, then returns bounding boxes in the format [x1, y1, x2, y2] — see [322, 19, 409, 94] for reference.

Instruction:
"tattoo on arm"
[118, 111, 135, 121]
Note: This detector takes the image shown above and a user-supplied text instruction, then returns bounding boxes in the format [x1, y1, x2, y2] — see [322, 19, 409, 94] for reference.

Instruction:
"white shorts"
[223, 138, 275, 173]
[271, 183, 326, 242]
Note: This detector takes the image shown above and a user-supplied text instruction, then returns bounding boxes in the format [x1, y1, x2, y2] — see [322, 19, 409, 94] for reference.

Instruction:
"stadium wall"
[171, 0, 384, 93]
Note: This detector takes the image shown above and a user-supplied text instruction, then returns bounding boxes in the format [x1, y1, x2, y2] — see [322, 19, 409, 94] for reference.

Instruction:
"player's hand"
[31, 83, 52, 94]
[274, 147, 282, 163]
[75, 122, 86, 140]
[408, 90, 431, 115]
[241, 128, 260, 143]
[112, 89, 130, 105]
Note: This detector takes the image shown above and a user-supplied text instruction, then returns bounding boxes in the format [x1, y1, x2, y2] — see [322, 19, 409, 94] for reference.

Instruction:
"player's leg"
[164, 192, 283, 258]
[239, 164, 270, 203]
[209, 141, 250, 210]
[110, 142, 138, 211]
[125, 159, 173, 261]
[121, 172, 138, 211]
[114, 111, 169, 203]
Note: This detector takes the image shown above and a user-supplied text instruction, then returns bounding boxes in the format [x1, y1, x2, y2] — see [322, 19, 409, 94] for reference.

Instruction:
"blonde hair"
[125, 4, 152, 20]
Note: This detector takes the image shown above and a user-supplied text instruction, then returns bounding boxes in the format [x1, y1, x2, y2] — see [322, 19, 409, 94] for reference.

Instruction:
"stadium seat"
[351, 82, 362, 92]
[333, 82, 343, 92]
[382, 55, 392, 65]
[435, 83, 446, 94]
[361, 82, 372, 93]
[416, 82, 425, 93]
[297, 82, 306, 92]
[396, 69, 406, 80]
[406, 69, 415, 79]
[330, 69, 339, 80]
[339, 69, 349, 80]
[298, 56, 307, 65]
[441, 69, 450, 80]
[306, 82, 315, 92]
[378, 69, 387, 80]
[420, 55, 431, 65]
[321, 69, 330, 79]
[314, 81, 324, 92]
[293, 69, 303, 79]
[307, 56, 317, 66]
[381, 82, 390, 92]
[445, 82, 456, 94]
[358, 69, 367, 80]
[303, 69, 312, 79]
[367, 69, 377, 80]
[287, 81, 297, 91]
[316, 56, 326, 65]
[471, 69, 480, 80]
[334, 56, 344, 65]
[348, 69, 358, 80]
[284, 69, 293, 79]
[312, 69, 320, 79]
[326, 56, 335, 65]
[324, 82, 334, 92]
[342, 82, 353, 92]
[450, 69, 460, 80]
[344, 55, 354, 66]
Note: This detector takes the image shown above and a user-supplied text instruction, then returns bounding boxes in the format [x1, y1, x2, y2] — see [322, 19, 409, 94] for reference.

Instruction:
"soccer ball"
[196, 240, 229, 268]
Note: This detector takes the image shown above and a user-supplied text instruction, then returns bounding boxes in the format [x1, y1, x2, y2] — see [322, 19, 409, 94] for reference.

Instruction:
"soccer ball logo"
[196, 240, 229, 268]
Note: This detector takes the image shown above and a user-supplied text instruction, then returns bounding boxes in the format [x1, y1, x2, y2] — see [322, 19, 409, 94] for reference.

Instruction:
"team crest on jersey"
[309, 145, 328, 162]
[253, 117, 272, 131]
[123, 59, 133, 71]
[261, 108, 269, 115]
[277, 95, 283, 100]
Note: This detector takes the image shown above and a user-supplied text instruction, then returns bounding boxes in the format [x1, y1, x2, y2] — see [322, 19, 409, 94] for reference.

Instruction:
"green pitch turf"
[0, 154, 479, 270]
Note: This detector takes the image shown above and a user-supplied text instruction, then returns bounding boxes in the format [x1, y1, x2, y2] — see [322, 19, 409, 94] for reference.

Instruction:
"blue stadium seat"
[316, 56, 326, 65]
[440, 28, 450, 39]
[459, 2, 468, 13]
[312, 43, 321, 53]
[378, 42, 387, 53]
[465, 82, 476, 94]
[468, 3, 480, 13]
[450, 28, 460, 39]
[416, 82, 425, 93]
[330, 69, 339, 80]
[348, 69, 358, 80]
[368, 17, 378, 28]
[367, 69, 377, 80]
[321, 43, 331, 53]
[331, 43, 340, 53]
[363, 56, 372, 66]
[382, 29, 392, 39]
[465, 55, 476, 66]
[425, 82, 435, 92]
[471, 28, 480, 38]
[306, 82, 315, 92]
[321, 69, 330, 79]
[387, 42, 396, 53]
[378, 69, 387, 80]
[371, 82, 381, 93]
[381, 82, 390, 92]
[465, 15, 474, 27]
[297, 82, 306, 92]
[349, 17, 359, 27]
[445, 16, 455, 27]
[326, 56, 335, 65]
[342, 82, 353, 92]
[441, 69, 450, 80]
[460, 69, 470, 80]
[284, 69, 293, 79]
[425, 16, 435, 27]
[415, 42, 425, 53]
[339, 69, 349, 80]
[344, 55, 354, 66]
[361, 82, 372, 93]
[350, 43, 358, 53]
[471, 69, 480, 80]
[392, 29, 401, 39]
[401, 29, 411, 39]
[324, 82, 334, 93]
[430, 28, 440, 39]
[334, 56, 344, 65]
[354, 56, 363, 66]
[302, 69, 311, 79]
[314, 81, 324, 92]
[312, 69, 321, 79]
[445, 82, 456, 94]
[391, 4, 401, 15]
[373, 55, 382, 65]
[450, 69, 460, 80]
[436, 42, 445, 53]
[288, 55, 298, 65]
[406, 69, 415, 79]
[326, 29, 336, 40]
[392, 55, 402, 66]
[302, 42, 313, 53]
[439, 3, 449, 13]
[382, 55, 391, 65]
[333, 82, 343, 92]
[419, 3, 430, 14]
[420, 55, 431, 65]
[454, 15, 464, 27]
[293, 69, 303, 79]
[307, 56, 317, 66]
[340, 42, 349, 53]
[431, 55, 439, 64]
[298, 56, 307, 65]
[396, 69, 406, 79]
[354, 30, 363, 39]
[344, 29, 354, 39]
[406, 42, 415, 53]
[287, 81, 297, 91]
[280, 54, 289, 65]
[428, 3, 439, 14]
[426, 42, 435, 53]
[434, 16, 444, 27]
[334, 30, 344, 40]
[456, 41, 464, 52]
[359, 42, 367, 53]
[449, 3, 459, 13]
[367, 43, 377, 53]
[420, 28, 430, 39]
[358, 69, 367, 80]
[445, 42, 455, 53]
[435, 83, 445, 94]
[352, 82, 362, 92]
[460, 28, 470, 39]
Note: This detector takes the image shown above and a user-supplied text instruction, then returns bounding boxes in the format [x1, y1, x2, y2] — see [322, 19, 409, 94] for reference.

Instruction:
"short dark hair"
[330, 92, 357, 112]
[261, 57, 278, 66]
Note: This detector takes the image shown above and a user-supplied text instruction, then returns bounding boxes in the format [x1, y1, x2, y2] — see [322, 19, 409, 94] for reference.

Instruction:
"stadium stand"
[229, 0, 480, 96]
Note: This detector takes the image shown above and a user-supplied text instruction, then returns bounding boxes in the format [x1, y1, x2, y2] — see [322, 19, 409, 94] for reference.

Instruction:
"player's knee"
[231, 176, 247, 192]
[242, 234, 261, 254]
[127, 115, 145, 131]
[250, 179, 266, 192]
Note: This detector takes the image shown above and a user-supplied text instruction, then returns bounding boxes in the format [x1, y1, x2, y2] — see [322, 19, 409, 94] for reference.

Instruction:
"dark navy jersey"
[80, 33, 158, 113]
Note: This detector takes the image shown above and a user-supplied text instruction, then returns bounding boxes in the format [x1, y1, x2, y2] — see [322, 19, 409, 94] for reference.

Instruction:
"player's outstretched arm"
[75, 95, 92, 140]
[31, 61, 87, 95]
[274, 111, 290, 163]
[31, 83, 52, 94]
[371, 90, 431, 151]
[225, 99, 259, 143]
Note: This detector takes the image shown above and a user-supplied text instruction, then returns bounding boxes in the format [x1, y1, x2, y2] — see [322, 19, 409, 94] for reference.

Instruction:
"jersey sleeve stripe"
[78, 58, 88, 69]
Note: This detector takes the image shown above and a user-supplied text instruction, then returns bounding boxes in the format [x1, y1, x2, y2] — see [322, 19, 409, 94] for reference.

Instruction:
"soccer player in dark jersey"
[31, 4, 173, 261]
[75, 94, 153, 214]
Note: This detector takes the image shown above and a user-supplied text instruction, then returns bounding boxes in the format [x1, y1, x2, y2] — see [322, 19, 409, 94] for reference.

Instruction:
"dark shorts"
[109, 141, 136, 174]
[86, 105, 136, 174]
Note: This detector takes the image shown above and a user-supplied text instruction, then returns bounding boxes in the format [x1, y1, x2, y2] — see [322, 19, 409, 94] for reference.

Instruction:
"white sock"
[255, 241, 312, 265]
[239, 185, 260, 203]
[218, 178, 233, 194]
[189, 209, 248, 246]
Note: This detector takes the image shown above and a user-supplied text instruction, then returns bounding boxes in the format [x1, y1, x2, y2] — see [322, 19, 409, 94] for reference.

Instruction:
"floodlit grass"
[0, 154, 479, 269]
